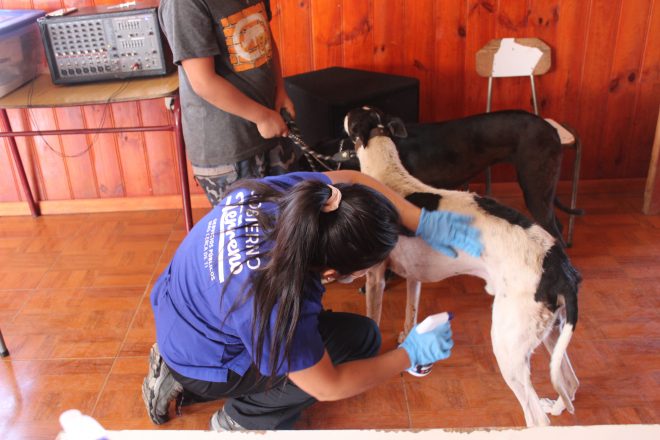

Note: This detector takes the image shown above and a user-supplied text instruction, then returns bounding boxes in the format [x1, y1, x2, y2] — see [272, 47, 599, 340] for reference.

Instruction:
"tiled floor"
[0, 180, 659, 439]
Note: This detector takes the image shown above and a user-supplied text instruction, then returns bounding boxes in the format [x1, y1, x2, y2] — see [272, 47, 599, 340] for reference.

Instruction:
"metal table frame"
[0, 73, 194, 232]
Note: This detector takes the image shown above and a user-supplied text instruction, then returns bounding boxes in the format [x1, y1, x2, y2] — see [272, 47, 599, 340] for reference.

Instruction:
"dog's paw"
[540, 397, 566, 416]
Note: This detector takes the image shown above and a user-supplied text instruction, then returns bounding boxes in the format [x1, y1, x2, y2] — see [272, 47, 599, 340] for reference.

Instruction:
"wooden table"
[0, 72, 194, 231]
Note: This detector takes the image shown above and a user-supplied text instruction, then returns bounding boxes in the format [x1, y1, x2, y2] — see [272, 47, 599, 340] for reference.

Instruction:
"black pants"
[169, 310, 381, 430]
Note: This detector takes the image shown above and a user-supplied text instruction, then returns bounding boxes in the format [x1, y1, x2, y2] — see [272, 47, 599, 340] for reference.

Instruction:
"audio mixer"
[37, 1, 172, 85]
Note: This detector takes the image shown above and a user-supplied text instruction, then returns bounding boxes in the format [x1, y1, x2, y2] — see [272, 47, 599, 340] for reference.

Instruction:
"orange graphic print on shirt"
[221, 3, 272, 72]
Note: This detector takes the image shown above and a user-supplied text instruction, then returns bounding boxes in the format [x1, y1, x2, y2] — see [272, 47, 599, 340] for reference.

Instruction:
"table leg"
[0, 328, 9, 357]
[172, 96, 193, 232]
[1, 108, 39, 217]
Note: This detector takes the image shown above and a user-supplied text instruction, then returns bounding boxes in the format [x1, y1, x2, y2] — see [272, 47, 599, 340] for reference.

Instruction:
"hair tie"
[321, 185, 342, 213]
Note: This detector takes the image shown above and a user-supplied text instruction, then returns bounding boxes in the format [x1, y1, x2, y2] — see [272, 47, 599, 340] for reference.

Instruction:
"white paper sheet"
[491, 38, 543, 77]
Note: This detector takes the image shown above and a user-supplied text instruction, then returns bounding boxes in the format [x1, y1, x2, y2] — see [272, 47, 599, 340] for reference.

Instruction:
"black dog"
[305, 108, 582, 245]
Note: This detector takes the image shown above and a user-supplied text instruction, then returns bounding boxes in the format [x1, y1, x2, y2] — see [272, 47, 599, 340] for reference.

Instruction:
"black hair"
[222, 177, 400, 377]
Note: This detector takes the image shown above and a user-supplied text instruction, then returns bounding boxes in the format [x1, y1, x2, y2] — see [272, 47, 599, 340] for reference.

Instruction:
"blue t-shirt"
[151, 172, 332, 382]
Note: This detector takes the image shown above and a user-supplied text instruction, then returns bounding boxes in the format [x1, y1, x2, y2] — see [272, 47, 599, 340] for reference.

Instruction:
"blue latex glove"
[416, 208, 483, 258]
[400, 320, 454, 368]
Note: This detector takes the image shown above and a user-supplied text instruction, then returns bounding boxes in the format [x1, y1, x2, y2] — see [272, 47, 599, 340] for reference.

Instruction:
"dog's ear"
[387, 116, 408, 138]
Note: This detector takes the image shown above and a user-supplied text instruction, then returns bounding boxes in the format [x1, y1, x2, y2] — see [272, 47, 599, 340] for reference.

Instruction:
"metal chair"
[476, 37, 581, 246]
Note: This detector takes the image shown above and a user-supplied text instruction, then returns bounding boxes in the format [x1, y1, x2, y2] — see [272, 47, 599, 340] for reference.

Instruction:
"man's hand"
[276, 89, 295, 120]
[255, 108, 289, 138]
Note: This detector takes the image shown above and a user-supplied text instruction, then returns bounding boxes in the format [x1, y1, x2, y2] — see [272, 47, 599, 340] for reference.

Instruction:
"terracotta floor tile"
[2, 420, 70, 440]
[0, 290, 30, 322]
[0, 269, 52, 290]
[574, 374, 651, 408]
[557, 337, 624, 379]
[410, 407, 524, 429]
[0, 359, 113, 439]
[592, 338, 660, 375]
[5, 287, 143, 359]
[119, 296, 157, 357]
[297, 377, 409, 429]
[404, 375, 469, 411]
[569, 255, 627, 279]
[95, 356, 228, 431]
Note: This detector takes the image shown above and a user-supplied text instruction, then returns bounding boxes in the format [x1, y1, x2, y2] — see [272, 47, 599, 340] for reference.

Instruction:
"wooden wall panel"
[139, 99, 178, 196]
[82, 104, 124, 198]
[491, 0, 530, 113]
[627, 0, 660, 179]
[577, 0, 622, 179]
[432, 0, 466, 121]
[464, 0, 498, 117]
[1, 0, 659, 206]
[601, 0, 654, 179]
[402, 0, 434, 121]
[341, 0, 373, 71]
[111, 102, 150, 197]
[310, 0, 343, 70]
[54, 106, 98, 199]
[273, 0, 313, 76]
[29, 107, 70, 200]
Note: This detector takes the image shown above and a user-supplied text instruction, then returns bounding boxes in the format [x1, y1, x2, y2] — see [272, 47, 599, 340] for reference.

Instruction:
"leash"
[280, 109, 356, 171]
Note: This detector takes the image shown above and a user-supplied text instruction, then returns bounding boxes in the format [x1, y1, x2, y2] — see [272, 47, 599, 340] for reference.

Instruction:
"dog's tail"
[550, 321, 575, 414]
[554, 197, 585, 216]
[550, 255, 581, 414]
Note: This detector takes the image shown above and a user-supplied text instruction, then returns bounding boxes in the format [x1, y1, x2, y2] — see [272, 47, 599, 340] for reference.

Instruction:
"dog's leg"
[491, 296, 552, 427]
[515, 153, 564, 245]
[365, 262, 388, 325]
[540, 316, 579, 415]
[398, 279, 422, 344]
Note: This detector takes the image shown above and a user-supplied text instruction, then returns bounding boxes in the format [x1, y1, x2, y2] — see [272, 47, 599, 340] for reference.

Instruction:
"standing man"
[159, 0, 298, 205]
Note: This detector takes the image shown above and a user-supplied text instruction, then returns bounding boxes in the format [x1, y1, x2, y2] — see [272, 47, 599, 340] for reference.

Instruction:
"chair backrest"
[476, 37, 552, 115]
[476, 37, 551, 78]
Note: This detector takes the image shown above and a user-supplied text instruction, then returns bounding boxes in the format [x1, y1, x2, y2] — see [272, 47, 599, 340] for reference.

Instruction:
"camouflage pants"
[194, 140, 300, 206]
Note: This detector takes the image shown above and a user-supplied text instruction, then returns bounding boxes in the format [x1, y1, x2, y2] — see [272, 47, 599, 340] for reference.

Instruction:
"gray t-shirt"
[159, 0, 277, 167]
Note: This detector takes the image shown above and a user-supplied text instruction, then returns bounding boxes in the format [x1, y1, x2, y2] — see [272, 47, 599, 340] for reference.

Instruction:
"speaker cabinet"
[284, 67, 419, 146]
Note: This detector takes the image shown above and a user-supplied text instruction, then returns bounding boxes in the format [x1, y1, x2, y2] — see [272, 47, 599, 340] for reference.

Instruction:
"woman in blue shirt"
[143, 170, 482, 430]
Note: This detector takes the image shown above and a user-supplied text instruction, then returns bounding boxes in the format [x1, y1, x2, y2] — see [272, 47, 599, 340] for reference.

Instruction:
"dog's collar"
[351, 126, 390, 151]
[369, 126, 389, 138]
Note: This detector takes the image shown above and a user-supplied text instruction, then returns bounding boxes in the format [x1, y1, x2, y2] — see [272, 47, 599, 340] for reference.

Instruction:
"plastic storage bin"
[0, 9, 46, 98]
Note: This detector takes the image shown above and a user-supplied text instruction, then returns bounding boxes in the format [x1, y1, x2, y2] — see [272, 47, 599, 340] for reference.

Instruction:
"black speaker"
[284, 67, 419, 146]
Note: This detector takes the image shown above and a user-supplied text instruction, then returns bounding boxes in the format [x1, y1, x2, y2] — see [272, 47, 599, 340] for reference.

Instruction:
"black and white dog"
[345, 107, 582, 427]
[313, 108, 582, 246]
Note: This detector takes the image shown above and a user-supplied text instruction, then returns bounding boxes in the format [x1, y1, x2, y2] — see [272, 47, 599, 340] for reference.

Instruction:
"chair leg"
[486, 76, 493, 113]
[485, 76, 493, 196]
[567, 135, 582, 248]
[485, 167, 492, 196]
[530, 75, 539, 115]
[0, 328, 9, 357]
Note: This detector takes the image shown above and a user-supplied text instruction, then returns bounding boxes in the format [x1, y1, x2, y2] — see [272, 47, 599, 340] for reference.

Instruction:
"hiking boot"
[209, 407, 246, 431]
[142, 343, 183, 425]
